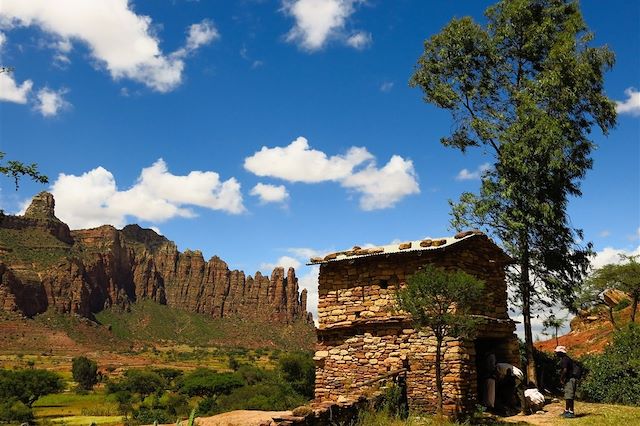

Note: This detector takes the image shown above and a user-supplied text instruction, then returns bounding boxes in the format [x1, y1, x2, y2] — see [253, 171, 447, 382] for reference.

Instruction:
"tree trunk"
[520, 243, 537, 386]
[435, 336, 444, 415]
[631, 295, 638, 323]
[608, 306, 619, 330]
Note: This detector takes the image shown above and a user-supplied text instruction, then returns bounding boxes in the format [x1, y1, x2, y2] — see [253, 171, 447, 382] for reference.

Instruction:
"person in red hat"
[555, 345, 576, 418]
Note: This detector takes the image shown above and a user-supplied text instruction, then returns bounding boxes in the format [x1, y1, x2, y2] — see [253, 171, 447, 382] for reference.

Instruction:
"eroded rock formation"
[0, 192, 311, 324]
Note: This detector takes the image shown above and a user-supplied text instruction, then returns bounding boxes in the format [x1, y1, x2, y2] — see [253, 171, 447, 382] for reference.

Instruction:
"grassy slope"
[95, 300, 315, 351]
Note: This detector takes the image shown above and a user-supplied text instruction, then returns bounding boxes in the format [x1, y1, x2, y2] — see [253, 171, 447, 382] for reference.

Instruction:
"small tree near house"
[395, 265, 484, 414]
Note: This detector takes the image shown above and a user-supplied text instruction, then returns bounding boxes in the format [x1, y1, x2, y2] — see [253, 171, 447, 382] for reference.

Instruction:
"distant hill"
[0, 192, 313, 327]
[535, 292, 634, 356]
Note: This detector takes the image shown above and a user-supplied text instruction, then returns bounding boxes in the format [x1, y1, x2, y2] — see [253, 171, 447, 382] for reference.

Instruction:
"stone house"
[309, 231, 520, 415]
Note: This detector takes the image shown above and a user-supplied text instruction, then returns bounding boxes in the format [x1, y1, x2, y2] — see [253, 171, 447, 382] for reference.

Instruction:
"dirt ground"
[170, 410, 291, 426]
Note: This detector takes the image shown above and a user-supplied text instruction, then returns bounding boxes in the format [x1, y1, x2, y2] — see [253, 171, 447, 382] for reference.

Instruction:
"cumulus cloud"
[245, 137, 373, 183]
[185, 20, 219, 51]
[0, 32, 6, 50]
[0, 1, 218, 92]
[34, 87, 70, 117]
[50, 159, 244, 229]
[345, 31, 371, 49]
[244, 137, 419, 210]
[591, 244, 640, 270]
[456, 162, 491, 181]
[341, 155, 420, 210]
[0, 72, 33, 103]
[282, 0, 368, 51]
[616, 87, 640, 116]
[250, 183, 289, 204]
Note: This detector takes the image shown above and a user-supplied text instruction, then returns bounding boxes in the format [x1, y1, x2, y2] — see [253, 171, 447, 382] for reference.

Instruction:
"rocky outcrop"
[0, 193, 311, 324]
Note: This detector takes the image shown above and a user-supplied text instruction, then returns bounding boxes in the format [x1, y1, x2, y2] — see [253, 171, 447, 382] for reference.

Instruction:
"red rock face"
[0, 193, 311, 324]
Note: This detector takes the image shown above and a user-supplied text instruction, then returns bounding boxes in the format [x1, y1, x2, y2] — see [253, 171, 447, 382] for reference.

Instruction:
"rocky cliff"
[0, 192, 312, 324]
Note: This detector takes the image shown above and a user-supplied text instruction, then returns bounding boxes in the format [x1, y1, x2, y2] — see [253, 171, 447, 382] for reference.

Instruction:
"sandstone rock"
[0, 193, 313, 325]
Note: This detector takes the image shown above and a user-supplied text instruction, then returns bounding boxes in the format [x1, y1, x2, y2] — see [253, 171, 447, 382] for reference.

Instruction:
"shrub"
[72, 356, 98, 390]
[278, 352, 315, 399]
[215, 383, 307, 412]
[106, 369, 165, 397]
[178, 369, 243, 398]
[0, 399, 34, 423]
[133, 407, 172, 424]
[0, 368, 64, 406]
[579, 324, 640, 405]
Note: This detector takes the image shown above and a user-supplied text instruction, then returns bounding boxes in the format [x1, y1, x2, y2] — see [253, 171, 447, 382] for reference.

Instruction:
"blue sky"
[1, 1, 638, 335]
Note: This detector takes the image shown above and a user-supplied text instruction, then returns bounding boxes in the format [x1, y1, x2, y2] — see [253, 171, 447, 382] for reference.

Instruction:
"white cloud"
[244, 137, 419, 210]
[0, 32, 6, 50]
[591, 245, 640, 270]
[346, 31, 371, 49]
[34, 87, 69, 117]
[282, 0, 368, 51]
[616, 87, 640, 116]
[0, 1, 218, 92]
[244, 136, 373, 183]
[185, 19, 219, 51]
[598, 230, 611, 238]
[260, 256, 302, 272]
[379, 81, 394, 93]
[250, 183, 289, 204]
[341, 155, 420, 210]
[0, 72, 33, 103]
[50, 159, 245, 229]
[456, 162, 491, 181]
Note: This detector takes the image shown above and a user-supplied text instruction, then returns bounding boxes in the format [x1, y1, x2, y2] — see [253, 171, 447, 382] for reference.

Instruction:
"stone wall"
[314, 235, 520, 415]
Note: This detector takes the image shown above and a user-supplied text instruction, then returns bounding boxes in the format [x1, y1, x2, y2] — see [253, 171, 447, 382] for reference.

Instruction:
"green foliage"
[410, 0, 616, 384]
[0, 368, 64, 406]
[615, 299, 631, 312]
[380, 384, 408, 419]
[95, 300, 315, 351]
[0, 399, 34, 423]
[395, 265, 484, 340]
[178, 369, 243, 398]
[0, 151, 48, 190]
[72, 356, 99, 391]
[579, 324, 640, 405]
[277, 352, 315, 399]
[581, 255, 640, 323]
[395, 265, 483, 413]
[106, 369, 165, 397]
[214, 383, 307, 413]
[134, 407, 172, 424]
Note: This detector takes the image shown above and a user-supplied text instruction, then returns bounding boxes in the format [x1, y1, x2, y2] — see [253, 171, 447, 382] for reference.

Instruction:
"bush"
[278, 352, 315, 399]
[72, 356, 98, 390]
[215, 383, 307, 412]
[133, 407, 172, 424]
[579, 324, 640, 405]
[106, 369, 165, 397]
[178, 369, 243, 398]
[0, 399, 34, 423]
[0, 368, 64, 406]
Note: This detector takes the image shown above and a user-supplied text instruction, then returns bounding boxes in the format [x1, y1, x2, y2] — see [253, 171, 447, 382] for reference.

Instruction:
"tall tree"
[410, 0, 616, 384]
[395, 265, 484, 414]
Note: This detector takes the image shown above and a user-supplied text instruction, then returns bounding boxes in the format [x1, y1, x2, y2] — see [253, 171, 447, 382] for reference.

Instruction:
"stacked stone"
[314, 234, 519, 416]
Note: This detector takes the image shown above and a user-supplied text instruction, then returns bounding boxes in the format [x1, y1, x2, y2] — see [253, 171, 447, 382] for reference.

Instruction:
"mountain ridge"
[0, 192, 312, 325]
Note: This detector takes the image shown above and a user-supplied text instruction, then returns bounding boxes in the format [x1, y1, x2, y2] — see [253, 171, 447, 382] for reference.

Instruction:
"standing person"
[554, 346, 576, 418]
[482, 351, 497, 411]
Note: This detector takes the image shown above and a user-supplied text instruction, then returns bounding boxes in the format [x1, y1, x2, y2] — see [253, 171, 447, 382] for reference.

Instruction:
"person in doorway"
[496, 362, 525, 414]
[555, 345, 577, 418]
[482, 351, 497, 410]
